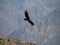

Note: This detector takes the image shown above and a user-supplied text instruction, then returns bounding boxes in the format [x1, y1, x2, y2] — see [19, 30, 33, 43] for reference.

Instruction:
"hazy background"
[0, 0, 60, 45]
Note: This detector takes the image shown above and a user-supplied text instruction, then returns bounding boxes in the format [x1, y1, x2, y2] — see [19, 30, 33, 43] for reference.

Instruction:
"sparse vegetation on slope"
[0, 38, 37, 45]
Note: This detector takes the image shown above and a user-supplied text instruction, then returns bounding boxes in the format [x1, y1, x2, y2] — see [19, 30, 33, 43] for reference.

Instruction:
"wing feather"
[28, 20, 34, 26]
[25, 10, 30, 19]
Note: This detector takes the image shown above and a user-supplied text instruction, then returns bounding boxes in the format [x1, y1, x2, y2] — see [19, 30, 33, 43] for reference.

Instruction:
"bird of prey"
[24, 10, 35, 26]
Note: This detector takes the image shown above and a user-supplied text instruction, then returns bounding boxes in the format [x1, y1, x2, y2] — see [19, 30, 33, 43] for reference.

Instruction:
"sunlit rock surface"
[0, 0, 60, 45]
[0, 38, 37, 45]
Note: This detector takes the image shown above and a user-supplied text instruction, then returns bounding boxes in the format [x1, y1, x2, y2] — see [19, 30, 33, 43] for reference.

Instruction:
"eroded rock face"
[0, 38, 37, 45]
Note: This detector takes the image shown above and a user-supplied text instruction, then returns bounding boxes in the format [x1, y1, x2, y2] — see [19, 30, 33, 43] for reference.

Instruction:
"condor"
[24, 10, 35, 26]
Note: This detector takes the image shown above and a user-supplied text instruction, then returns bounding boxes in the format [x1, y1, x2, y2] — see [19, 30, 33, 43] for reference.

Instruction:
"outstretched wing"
[25, 10, 30, 20]
[28, 20, 35, 26]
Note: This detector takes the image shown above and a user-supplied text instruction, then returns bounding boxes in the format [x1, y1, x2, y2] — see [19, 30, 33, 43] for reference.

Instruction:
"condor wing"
[28, 20, 35, 26]
[24, 10, 30, 19]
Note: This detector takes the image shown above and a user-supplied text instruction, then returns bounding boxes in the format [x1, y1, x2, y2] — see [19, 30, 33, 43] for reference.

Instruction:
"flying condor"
[24, 10, 35, 26]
